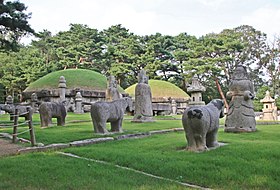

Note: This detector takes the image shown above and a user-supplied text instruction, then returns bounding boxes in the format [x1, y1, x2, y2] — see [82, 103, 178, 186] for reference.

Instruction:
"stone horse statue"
[90, 97, 133, 134]
[182, 99, 224, 152]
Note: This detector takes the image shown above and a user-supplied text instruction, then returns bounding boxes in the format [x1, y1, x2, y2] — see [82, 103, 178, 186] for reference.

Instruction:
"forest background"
[0, 0, 279, 111]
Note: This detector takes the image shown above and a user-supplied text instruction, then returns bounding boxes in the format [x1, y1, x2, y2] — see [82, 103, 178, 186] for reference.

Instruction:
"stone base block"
[224, 127, 257, 133]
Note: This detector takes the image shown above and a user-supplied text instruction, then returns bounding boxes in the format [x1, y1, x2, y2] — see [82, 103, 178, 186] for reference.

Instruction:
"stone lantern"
[260, 91, 277, 120]
[187, 74, 206, 106]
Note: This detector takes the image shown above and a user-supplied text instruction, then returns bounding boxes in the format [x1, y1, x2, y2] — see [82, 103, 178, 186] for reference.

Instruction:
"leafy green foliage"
[0, 0, 34, 51]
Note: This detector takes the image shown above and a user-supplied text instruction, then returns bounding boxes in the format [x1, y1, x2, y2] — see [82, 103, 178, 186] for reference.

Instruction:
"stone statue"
[105, 75, 122, 101]
[39, 102, 67, 127]
[30, 93, 39, 113]
[58, 76, 66, 102]
[1, 104, 34, 121]
[187, 74, 206, 106]
[90, 97, 133, 134]
[6, 95, 13, 104]
[182, 99, 224, 152]
[171, 99, 177, 115]
[132, 70, 154, 122]
[74, 91, 83, 113]
[225, 65, 256, 132]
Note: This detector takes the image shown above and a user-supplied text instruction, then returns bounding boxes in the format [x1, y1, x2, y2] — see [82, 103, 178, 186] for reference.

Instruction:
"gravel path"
[0, 138, 23, 157]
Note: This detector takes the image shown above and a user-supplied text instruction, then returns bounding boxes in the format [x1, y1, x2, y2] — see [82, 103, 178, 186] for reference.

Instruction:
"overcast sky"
[21, 0, 280, 41]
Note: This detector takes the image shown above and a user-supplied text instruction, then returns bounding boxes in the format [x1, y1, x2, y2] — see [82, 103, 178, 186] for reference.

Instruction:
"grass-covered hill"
[125, 79, 189, 99]
[24, 69, 124, 92]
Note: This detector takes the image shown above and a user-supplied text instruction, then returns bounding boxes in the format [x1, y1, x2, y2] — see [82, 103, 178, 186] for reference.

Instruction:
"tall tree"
[0, 0, 34, 51]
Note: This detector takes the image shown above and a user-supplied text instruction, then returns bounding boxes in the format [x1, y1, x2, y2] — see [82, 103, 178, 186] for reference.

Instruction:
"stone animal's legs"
[40, 113, 50, 127]
[110, 119, 123, 133]
[206, 127, 219, 148]
[185, 129, 197, 151]
[93, 120, 108, 134]
[57, 117, 66, 126]
[194, 133, 207, 151]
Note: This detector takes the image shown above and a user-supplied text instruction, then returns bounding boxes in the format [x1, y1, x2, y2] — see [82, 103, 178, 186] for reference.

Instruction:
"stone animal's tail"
[187, 109, 203, 119]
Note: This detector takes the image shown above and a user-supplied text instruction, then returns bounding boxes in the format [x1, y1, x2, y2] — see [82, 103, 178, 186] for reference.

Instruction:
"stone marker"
[132, 69, 154, 122]
[74, 91, 84, 113]
[225, 65, 256, 132]
[182, 99, 224, 152]
[58, 76, 66, 102]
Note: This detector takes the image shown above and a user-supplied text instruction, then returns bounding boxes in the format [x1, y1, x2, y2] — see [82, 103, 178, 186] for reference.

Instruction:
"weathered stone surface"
[74, 91, 83, 113]
[260, 91, 278, 121]
[91, 97, 133, 134]
[58, 76, 67, 102]
[187, 74, 206, 106]
[18, 143, 70, 154]
[132, 70, 154, 122]
[106, 75, 122, 101]
[1, 104, 33, 121]
[70, 137, 114, 147]
[182, 99, 224, 152]
[225, 65, 256, 132]
[39, 102, 67, 127]
[115, 133, 150, 140]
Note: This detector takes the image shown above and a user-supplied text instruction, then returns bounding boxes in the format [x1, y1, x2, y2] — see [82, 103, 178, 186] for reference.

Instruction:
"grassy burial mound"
[125, 79, 189, 99]
[24, 69, 124, 92]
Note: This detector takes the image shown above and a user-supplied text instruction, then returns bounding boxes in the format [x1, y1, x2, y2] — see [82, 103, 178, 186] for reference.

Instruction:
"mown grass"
[0, 113, 183, 145]
[125, 80, 189, 98]
[25, 69, 111, 91]
[64, 125, 280, 190]
[0, 152, 187, 190]
[0, 113, 279, 189]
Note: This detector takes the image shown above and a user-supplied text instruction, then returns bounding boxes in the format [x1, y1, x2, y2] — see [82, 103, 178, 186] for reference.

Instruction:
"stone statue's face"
[233, 67, 247, 79]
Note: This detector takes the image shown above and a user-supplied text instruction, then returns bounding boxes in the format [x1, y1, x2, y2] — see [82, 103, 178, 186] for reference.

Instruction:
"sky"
[21, 0, 280, 42]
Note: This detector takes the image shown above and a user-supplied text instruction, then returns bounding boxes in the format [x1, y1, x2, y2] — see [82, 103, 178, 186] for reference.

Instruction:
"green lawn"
[1, 114, 279, 189]
[0, 113, 182, 145]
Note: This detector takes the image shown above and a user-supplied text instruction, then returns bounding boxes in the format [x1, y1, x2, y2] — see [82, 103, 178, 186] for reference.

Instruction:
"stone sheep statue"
[182, 99, 224, 152]
[91, 97, 133, 134]
[1, 104, 33, 121]
[39, 102, 67, 127]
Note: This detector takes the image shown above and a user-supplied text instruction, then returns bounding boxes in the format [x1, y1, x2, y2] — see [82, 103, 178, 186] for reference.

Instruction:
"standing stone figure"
[30, 93, 39, 113]
[105, 75, 122, 101]
[132, 70, 154, 122]
[225, 65, 256, 132]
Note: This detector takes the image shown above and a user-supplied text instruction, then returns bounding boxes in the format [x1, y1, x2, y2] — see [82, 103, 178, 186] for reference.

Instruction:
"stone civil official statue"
[132, 69, 154, 123]
[225, 64, 256, 132]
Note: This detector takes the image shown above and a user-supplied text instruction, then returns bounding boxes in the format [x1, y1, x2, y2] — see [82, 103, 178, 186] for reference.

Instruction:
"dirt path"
[0, 138, 23, 157]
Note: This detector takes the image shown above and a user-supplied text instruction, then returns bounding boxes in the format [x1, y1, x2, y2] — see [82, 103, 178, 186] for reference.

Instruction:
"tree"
[0, 0, 34, 51]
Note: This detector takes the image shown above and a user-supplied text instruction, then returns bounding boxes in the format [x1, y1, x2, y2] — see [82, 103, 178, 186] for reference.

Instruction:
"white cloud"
[241, 6, 280, 40]
[20, 0, 280, 41]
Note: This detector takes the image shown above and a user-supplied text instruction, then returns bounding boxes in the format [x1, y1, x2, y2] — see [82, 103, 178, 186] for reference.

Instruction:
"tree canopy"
[0, 2, 279, 107]
[0, 0, 34, 51]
